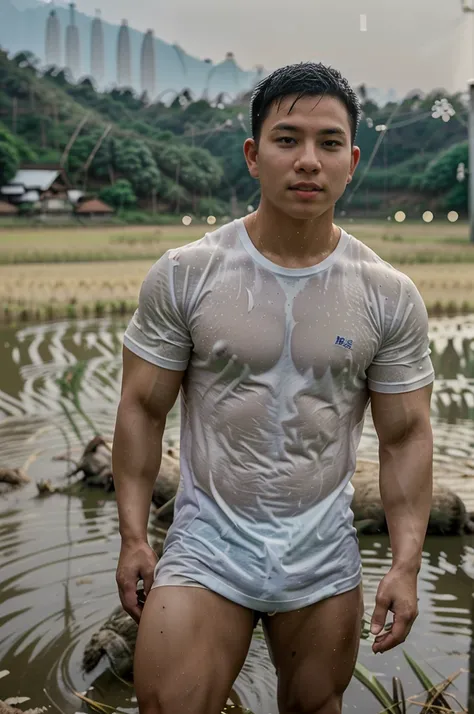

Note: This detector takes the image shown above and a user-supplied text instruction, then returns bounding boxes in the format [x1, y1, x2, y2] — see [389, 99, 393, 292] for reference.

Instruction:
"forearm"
[112, 398, 165, 544]
[379, 428, 433, 574]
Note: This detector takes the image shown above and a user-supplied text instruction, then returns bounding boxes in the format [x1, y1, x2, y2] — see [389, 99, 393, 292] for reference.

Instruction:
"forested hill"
[0, 50, 470, 217]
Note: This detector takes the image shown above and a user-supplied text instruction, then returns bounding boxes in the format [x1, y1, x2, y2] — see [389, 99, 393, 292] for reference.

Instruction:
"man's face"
[244, 94, 360, 220]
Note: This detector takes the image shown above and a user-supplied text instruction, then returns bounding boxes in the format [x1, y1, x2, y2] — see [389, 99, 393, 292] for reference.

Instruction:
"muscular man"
[113, 62, 434, 714]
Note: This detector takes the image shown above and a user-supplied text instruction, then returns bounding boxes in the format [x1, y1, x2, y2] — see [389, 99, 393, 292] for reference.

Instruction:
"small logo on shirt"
[335, 336, 353, 350]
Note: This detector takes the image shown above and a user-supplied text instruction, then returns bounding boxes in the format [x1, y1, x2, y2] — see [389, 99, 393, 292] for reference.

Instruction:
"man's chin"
[281, 203, 329, 221]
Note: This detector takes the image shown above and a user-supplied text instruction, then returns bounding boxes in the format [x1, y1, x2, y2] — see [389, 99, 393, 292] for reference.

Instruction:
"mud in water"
[0, 316, 473, 713]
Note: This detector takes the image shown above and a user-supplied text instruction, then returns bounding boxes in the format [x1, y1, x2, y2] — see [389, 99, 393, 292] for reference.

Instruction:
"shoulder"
[343, 231, 428, 343]
[142, 221, 241, 310]
[166, 220, 239, 273]
[344, 230, 420, 299]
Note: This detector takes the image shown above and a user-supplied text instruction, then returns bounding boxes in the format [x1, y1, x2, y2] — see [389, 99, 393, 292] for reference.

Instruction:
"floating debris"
[0, 468, 30, 494]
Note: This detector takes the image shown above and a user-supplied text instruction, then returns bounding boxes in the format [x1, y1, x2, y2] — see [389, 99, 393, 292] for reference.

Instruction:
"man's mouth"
[289, 184, 323, 193]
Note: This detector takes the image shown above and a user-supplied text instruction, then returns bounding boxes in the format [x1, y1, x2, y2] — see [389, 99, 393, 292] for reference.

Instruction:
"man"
[113, 62, 434, 714]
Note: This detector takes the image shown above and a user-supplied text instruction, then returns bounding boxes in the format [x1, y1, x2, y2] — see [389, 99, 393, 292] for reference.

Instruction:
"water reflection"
[0, 316, 473, 713]
[430, 317, 474, 424]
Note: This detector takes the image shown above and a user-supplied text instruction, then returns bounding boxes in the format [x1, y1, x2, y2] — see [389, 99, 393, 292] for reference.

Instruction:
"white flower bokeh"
[431, 98, 456, 123]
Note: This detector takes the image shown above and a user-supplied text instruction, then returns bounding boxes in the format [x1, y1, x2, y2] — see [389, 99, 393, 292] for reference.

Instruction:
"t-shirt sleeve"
[367, 275, 435, 394]
[123, 252, 192, 371]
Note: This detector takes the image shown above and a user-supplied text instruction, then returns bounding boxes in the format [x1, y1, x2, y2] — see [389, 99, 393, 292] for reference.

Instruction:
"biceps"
[370, 385, 432, 446]
[121, 346, 185, 419]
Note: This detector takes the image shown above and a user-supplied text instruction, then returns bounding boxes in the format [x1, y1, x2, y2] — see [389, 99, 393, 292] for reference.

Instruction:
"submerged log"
[0, 468, 30, 495]
[66, 437, 180, 514]
[0, 701, 45, 714]
[70, 439, 474, 536]
[66, 436, 114, 489]
[83, 605, 137, 678]
[0, 703, 23, 714]
[353, 460, 474, 536]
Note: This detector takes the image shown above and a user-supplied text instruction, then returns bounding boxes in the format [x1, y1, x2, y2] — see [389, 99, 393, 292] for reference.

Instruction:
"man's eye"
[324, 141, 342, 148]
[277, 137, 296, 145]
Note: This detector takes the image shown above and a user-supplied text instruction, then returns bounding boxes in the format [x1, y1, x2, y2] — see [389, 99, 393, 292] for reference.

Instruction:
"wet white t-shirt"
[123, 218, 435, 611]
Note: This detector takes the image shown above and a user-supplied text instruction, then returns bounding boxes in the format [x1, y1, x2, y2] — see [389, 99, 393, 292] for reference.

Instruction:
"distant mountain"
[0, 0, 261, 101]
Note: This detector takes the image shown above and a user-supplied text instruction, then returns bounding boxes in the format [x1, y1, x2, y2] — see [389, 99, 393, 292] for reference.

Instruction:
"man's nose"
[295, 142, 322, 173]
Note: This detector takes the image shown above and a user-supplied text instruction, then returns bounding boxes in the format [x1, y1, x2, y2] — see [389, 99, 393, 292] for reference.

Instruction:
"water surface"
[0, 316, 473, 713]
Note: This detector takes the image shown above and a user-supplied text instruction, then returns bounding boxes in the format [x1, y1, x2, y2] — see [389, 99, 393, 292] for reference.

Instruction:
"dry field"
[0, 221, 473, 322]
[0, 260, 149, 306]
[0, 224, 203, 263]
[0, 220, 473, 264]
[0, 259, 472, 323]
[401, 263, 474, 308]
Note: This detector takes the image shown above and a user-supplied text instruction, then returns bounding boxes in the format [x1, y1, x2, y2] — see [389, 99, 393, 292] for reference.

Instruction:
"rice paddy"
[0, 220, 473, 323]
[0, 224, 199, 264]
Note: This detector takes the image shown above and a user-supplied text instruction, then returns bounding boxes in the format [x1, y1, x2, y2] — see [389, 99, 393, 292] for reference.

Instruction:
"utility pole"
[60, 113, 90, 168]
[469, 593, 474, 712]
[469, 79, 474, 243]
[462, 1, 474, 242]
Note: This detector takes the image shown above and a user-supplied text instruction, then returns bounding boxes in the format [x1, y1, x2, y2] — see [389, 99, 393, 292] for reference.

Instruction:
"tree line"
[0, 49, 469, 217]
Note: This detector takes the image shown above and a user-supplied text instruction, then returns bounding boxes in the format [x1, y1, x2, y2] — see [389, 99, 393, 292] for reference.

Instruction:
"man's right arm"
[113, 344, 185, 621]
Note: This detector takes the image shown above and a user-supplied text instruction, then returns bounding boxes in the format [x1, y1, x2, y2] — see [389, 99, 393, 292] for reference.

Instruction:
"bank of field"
[0, 221, 473, 322]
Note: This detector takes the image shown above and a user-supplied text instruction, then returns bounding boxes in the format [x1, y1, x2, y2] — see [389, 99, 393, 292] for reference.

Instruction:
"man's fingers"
[120, 597, 142, 624]
[143, 568, 155, 597]
[115, 545, 157, 621]
[371, 595, 390, 635]
[372, 615, 414, 653]
[373, 632, 395, 653]
[118, 581, 143, 623]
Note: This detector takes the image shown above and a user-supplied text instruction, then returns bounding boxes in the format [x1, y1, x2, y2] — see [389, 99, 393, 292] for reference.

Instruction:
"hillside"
[0, 50, 470, 217]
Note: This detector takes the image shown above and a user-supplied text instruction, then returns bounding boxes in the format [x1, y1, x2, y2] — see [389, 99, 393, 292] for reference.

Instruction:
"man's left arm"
[368, 383, 433, 654]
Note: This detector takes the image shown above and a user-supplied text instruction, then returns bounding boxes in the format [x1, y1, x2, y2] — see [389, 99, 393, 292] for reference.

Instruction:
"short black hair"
[250, 62, 361, 145]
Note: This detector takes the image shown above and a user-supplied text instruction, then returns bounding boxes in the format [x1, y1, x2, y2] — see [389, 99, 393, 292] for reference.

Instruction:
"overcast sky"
[72, 0, 471, 93]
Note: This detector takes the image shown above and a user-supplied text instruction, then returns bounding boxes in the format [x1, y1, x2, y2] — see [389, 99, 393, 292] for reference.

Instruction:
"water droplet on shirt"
[246, 288, 254, 313]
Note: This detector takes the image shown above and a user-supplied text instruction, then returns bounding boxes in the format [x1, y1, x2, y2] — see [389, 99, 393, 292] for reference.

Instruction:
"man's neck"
[243, 200, 340, 270]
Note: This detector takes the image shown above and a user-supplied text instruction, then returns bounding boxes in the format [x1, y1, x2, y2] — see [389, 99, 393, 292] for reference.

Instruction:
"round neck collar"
[234, 218, 351, 277]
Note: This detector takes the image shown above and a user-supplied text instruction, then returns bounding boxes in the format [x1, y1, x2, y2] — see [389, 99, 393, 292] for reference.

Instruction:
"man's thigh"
[263, 584, 364, 714]
[134, 586, 255, 714]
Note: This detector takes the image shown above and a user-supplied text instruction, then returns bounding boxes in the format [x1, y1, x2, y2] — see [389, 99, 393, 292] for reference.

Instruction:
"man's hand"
[370, 567, 419, 654]
[116, 540, 158, 623]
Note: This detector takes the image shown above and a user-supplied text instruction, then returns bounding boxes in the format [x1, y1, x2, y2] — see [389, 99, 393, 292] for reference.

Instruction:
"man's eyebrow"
[320, 127, 347, 136]
[270, 123, 300, 133]
[270, 123, 347, 136]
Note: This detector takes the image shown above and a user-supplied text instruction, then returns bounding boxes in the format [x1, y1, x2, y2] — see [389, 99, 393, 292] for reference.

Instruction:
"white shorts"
[152, 570, 279, 619]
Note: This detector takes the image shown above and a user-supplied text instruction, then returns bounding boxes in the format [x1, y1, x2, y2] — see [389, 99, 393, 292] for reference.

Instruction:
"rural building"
[75, 198, 114, 219]
[0, 165, 78, 215]
[0, 200, 19, 216]
[0, 165, 114, 220]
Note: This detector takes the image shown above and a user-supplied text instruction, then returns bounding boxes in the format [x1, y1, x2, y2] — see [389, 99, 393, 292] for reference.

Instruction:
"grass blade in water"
[402, 652, 453, 711]
[392, 677, 406, 714]
[354, 662, 395, 710]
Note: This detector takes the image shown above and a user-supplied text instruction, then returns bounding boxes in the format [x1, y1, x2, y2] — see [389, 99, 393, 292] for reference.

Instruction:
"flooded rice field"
[0, 316, 473, 713]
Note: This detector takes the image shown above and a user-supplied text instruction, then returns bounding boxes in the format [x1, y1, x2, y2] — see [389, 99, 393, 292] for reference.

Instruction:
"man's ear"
[348, 145, 361, 182]
[243, 138, 259, 179]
